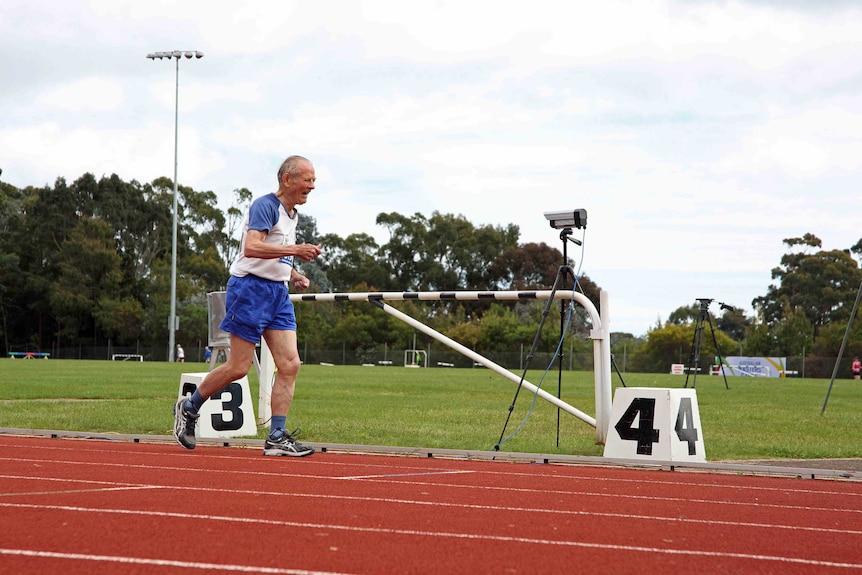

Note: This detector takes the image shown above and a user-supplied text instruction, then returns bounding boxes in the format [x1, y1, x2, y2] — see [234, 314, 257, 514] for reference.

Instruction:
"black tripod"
[684, 298, 730, 390]
[495, 227, 580, 450]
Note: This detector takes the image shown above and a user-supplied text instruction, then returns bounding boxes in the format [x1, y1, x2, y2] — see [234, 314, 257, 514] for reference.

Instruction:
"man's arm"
[243, 229, 322, 261]
[290, 268, 311, 291]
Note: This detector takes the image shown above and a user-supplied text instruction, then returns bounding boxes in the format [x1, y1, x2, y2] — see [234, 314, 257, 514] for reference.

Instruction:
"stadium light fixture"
[146, 49, 204, 362]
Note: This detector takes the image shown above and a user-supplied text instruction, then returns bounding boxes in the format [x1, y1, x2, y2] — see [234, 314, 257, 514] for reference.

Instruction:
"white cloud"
[36, 77, 124, 112]
[2, 0, 861, 336]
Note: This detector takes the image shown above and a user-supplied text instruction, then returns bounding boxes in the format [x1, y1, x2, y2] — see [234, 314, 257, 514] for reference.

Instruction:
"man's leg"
[264, 329, 301, 421]
[173, 334, 257, 450]
[261, 329, 313, 456]
[196, 335, 257, 398]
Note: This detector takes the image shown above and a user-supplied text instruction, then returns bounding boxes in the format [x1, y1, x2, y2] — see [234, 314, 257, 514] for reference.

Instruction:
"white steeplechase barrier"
[275, 290, 613, 445]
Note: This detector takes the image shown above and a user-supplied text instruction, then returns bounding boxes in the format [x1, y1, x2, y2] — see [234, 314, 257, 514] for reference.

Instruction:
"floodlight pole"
[146, 50, 203, 361]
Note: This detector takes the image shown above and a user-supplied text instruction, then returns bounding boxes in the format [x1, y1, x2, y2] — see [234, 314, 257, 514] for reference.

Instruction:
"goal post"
[404, 349, 426, 368]
[272, 290, 613, 444]
[111, 354, 143, 361]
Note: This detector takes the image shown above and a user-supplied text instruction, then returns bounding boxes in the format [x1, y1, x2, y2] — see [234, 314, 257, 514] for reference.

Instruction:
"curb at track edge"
[0, 427, 858, 482]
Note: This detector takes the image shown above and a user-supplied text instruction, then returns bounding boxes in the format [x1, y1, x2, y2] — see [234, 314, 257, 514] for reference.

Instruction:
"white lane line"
[2, 485, 860, 538]
[1, 464, 859, 518]
[2, 450, 860, 499]
[0, 548, 355, 575]
[0, 485, 160, 497]
[337, 470, 474, 480]
[0, 505, 859, 570]
[324, 476, 862, 515]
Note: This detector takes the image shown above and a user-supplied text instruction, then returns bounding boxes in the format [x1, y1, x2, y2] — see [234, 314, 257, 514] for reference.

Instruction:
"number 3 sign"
[603, 387, 706, 462]
[178, 373, 259, 439]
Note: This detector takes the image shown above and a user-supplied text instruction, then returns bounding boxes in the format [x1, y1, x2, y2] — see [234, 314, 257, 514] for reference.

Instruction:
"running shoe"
[263, 428, 314, 457]
[173, 398, 199, 450]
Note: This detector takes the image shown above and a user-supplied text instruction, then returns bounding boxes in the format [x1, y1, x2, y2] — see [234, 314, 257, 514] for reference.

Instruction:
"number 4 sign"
[178, 373, 259, 439]
[603, 388, 706, 462]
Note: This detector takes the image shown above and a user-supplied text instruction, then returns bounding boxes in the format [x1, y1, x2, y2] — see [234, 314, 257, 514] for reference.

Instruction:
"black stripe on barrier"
[295, 291, 554, 302]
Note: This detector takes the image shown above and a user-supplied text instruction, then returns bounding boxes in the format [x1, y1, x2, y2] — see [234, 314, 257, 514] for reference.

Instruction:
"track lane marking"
[0, 485, 160, 497]
[1, 467, 859, 517]
[337, 470, 474, 480]
[1, 504, 860, 570]
[0, 548, 354, 574]
[5, 455, 861, 504]
[1, 450, 860, 500]
[1, 487, 860, 537]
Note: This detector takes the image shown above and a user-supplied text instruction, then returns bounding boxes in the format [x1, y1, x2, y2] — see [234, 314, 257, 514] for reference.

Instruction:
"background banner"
[719, 356, 786, 378]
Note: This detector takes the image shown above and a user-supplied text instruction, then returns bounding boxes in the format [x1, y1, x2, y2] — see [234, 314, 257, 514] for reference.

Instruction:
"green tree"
[376, 211, 431, 290]
[716, 305, 750, 342]
[610, 332, 645, 373]
[742, 318, 773, 356]
[667, 304, 699, 325]
[223, 187, 253, 267]
[632, 322, 737, 374]
[0, 178, 24, 352]
[630, 323, 692, 373]
[772, 304, 814, 357]
[94, 296, 145, 345]
[3, 171, 234, 355]
[48, 218, 123, 342]
[423, 212, 519, 290]
[316, 232, 387, 292]
[325, 299, 414, 361]
[753, 234, 862, 333]
[377, 210, 520, 293]
[489, 242, 561, 290]
[806, 319, 862, 378]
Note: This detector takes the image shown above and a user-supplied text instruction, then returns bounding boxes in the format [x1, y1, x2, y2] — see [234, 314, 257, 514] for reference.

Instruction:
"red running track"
[0, 435, 860, 574]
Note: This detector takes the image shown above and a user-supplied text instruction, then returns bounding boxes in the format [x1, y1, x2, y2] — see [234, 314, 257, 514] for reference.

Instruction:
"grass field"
[1, 359, 860, 461]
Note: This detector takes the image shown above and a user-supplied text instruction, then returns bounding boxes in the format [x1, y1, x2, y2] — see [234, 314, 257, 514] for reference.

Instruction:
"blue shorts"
[219, 275, 296, 344]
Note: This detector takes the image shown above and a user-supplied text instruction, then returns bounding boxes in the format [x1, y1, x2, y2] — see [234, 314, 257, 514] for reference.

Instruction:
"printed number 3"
[179, 381, 245, 432]
[212, 382, 244, 431]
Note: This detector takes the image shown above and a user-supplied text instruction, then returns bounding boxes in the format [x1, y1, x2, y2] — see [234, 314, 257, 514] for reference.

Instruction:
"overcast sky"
[2, 0, 861, 336]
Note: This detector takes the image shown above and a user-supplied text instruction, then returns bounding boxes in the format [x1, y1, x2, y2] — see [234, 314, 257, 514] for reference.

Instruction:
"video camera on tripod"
[685, 298, 731, 390]
[696, 298, 735, 313]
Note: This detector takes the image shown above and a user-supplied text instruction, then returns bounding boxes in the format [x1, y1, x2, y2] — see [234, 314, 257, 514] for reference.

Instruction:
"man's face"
[285, 161, 316, 205]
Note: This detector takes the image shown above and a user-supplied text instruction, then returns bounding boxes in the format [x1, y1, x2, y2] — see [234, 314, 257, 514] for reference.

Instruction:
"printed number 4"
[675, 397, 699, 455]
[614, 397, 660, 455]
[614, 397, 699, 456]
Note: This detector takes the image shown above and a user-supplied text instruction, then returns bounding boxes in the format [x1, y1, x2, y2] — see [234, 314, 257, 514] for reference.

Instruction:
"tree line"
[1, 169, 860, 376]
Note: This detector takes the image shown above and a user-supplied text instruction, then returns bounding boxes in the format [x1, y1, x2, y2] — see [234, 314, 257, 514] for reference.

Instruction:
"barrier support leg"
[371, 300, 597, 428]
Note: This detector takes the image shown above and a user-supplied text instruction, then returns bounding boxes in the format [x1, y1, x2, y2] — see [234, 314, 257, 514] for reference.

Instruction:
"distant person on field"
[853, 357, 861, 380]
[203, 346, 212, 363]
[176, 344, 185, 363]
[173, 155, 322, 457]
